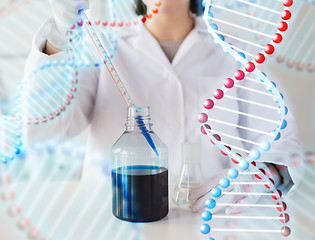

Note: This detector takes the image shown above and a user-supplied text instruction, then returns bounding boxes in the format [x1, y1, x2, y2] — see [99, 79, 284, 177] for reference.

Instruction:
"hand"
[47, 0, 89, 49]
[188, 165, 273, 214]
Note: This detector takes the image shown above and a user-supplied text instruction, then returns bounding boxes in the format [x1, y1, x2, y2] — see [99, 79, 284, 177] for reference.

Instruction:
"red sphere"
[197, 113, 208, 123]
[272, 33, 283, 43]
[224, 78, 234, 88]
[54, 110, 60, 116]
[204, 99, 214, 109]
[213, 89, 224, 99]
[255, 168, 265, 179]
[102, 20, 108, 26]
[152, 8, 159, 14]
[272, 189, 282, 200]
[118, 21, 124, 27]
[307, 63, 315, 72]
[286, 59, 295, 68]
[211, 134, 221, 144]
[231, 153, 241, 164]
[296, 61, 304, 71]
[255, 53, 265, 64]
[201, 124, 211, 135]
[282, 0, 293, 7]
[281, 10, 291, 20]
[264, 178, 275, 189]
[155, 0, 162, 6]
[281, 227, 291, 237]
[140, 16, 147, 23]
[28, 228, 40, 239]
[279, 213, 290, 223]
[221, 145, 231, 156]
[276, 202, 287, 212]
[278, 21, 288, 31]
[264, 44, 275, 55]
[277, 55, 285, 63]
[245, 62, 255, 72]
[110, 21, 116, 27]
[234, 70, 245, 80]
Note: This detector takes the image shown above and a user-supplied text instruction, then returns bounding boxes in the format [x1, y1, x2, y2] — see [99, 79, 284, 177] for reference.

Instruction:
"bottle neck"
[125, 107, 153, 132]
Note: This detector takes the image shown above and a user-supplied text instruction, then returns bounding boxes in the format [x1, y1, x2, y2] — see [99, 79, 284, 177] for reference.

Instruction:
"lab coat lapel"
[172, 17, 213, 67]
[128, 25, 175, 74]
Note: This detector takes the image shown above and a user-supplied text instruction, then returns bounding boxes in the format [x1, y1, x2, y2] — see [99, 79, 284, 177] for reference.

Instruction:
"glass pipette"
[78, 9, 159, 156]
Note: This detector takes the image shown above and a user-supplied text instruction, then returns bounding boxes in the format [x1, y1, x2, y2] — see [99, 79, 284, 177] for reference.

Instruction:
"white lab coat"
[25, 16, 304, 192]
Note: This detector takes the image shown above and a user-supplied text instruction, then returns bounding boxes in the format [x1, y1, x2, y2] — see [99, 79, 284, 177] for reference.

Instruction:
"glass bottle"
[173, 142, 205, 208]
[111, 106, 168, 222]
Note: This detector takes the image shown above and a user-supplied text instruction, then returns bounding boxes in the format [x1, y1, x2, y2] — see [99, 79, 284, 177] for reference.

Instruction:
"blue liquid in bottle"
[112, 165, 168, 222]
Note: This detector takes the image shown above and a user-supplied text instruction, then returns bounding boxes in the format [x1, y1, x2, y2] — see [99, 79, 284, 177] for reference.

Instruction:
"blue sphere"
[39, 63, 45, 70]
[228, 168, 239, 179]
[239, 160, 249, 170]
[217, 34, 225, 41]
[260, 141, 271, 151]
[211, 187, 222, 198]
[280, 120, 287, 129]
[284, 106, 288, 115]
[15, 148, 21, 155]
[274, 132, 281, 141]
[208, 238, 215, 240]
[250, 150, 261, 160]
[208, 12, 213, 21]
[200, 224, 211, 234]
[238, 52, 246, 59]
[219, 178, 230, 188]
[205, 199, 216, 209]
[210, 23, 218, 30]
[202, 211, 213, 221]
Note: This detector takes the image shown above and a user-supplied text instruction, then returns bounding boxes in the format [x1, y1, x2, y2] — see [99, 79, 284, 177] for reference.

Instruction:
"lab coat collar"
[120, 17, 215, 73]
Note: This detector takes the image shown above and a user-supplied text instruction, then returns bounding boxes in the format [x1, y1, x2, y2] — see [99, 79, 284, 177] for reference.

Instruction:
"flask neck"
[125, 106, 153, 132]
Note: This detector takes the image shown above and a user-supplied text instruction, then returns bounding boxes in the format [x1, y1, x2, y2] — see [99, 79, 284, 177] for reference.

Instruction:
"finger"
[225, 196, 246, 215]
[188, 174, 224, 200]
[190, 191, 212, 213]
[190, 187, 237, 214]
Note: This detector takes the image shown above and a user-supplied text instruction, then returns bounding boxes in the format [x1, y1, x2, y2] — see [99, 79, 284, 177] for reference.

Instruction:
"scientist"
[25, 0, 303, 213]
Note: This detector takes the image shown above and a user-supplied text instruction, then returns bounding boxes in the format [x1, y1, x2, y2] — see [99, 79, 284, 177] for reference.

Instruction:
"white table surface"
[0, 162, 314, 240]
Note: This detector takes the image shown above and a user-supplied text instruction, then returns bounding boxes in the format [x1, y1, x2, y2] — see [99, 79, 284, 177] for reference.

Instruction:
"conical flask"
[173, 142, 205, 208]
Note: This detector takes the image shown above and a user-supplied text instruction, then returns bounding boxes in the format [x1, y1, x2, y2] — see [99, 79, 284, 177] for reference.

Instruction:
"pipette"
[78, 9, 159, 156]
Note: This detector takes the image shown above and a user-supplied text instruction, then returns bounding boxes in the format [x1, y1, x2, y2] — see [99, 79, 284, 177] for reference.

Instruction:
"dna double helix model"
[198, 0, 293, 238]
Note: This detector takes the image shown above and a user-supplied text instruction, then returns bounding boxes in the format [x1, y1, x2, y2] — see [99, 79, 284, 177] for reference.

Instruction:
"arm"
[23, 3, 99, 143]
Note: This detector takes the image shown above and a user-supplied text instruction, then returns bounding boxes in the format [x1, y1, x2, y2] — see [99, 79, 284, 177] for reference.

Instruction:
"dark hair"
[134, 0, 203, 16]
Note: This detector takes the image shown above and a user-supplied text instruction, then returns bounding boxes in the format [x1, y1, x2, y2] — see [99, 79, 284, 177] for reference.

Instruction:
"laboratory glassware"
[111, 106, 168, 222]
[173, 142, 205, 208]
